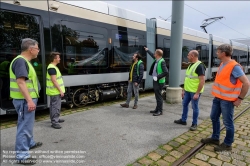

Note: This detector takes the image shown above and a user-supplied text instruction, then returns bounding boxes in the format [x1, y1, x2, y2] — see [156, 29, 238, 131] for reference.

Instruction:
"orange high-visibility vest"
[211, 60, 243, 101]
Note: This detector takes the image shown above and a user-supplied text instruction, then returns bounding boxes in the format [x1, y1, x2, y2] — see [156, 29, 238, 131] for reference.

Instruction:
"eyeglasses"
[31, 47, 40, 51]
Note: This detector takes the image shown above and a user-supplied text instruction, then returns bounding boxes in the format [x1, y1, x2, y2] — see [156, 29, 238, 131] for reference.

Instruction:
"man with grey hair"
[174, 50, 206, 131]
[9, 38, 42, 164]
[201, 44, 249, 152]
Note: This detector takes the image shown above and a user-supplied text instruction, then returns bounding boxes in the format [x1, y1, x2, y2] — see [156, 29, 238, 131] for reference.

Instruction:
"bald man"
[174, 50, 206, 131]
[144, 47, 168, 116]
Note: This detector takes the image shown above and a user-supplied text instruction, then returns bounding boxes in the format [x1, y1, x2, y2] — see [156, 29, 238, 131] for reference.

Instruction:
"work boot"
[201, 138, 220, 145]
[120, 103, 129, 108]
[133, 105, 137, 109]
[214, 143, 232, 152]
[58, 119, 65, 123]
[51, 124, 62, 129]
[174, 119, 187, 125]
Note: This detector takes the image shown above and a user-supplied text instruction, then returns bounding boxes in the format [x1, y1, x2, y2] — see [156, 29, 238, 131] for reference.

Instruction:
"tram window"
[61, 21, 108, 71]
[212, 45, 221, 67]
[196, 44, 209, 67]
[236, 50, 248, 66]
[163, 38, 170, 68]
[0, 11, 41, 59]
[181, 40, 195, 69]
[0, 10, 42, 107]
[112, 30, 146, 68]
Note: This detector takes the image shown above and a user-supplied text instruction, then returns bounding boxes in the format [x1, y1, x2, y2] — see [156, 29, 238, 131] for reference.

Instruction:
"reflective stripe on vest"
[9, 79, 35, 92]
[185, 62, 201, 79]
[46, 64, 65, 95]
[211, 60, 243, 101]
[46, 83, 64, 89]
[213, 82, 241, 92]
[211, 89, 239, 98]
[184, 61, 204, 93]
[10, 78, 32, 83]
[10, 87, 36, 92]
[9, 55, 39, 99]
[46, 76, 63, 81]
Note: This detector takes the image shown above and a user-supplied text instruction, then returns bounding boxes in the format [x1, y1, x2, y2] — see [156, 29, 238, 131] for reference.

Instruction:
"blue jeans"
[210, 97, 234, 146]
[13, 98, 38, 160]
[181, 91, 200, 125]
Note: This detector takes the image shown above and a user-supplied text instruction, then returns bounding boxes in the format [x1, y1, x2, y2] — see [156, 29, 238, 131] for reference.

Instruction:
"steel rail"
[172, 103, 250, 166]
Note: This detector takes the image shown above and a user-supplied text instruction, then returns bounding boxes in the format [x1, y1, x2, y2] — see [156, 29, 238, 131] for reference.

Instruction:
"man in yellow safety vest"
[46, 52, 65, 129]
[9, 38, 42, 164]
[174, 50, 206, 131]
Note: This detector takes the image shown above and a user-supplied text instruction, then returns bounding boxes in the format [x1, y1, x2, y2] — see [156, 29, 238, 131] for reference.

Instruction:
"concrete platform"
[1, 75, 250, 166]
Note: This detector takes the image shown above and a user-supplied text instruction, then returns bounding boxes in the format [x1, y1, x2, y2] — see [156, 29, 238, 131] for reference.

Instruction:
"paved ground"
[1, 75, 250, 166]
[130, 96, 250, 166]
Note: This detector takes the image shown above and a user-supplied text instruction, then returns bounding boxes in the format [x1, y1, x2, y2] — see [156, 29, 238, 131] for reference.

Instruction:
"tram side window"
[0, 10, 41, 107]
[61, 21, 108, 74]
[181, 40, 195, 69]
[163, 38, 170, 68]
[232, 49, 238, 63]
[112, 30, 146, 69]
[212, 45, 220, 67]
[196, 44, 209, 67]
[0, 11, 41, 60]
[236, 50, 247, 66]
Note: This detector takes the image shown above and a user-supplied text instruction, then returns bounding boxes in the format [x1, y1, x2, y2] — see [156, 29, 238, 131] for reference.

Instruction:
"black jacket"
[147, 50, 168, 81]
[128, 60, 144, 84]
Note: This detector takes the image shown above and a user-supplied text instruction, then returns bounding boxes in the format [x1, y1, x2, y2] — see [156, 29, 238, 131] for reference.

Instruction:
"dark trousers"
[49, 95, 61, 125]
[153, 80, 164, 112]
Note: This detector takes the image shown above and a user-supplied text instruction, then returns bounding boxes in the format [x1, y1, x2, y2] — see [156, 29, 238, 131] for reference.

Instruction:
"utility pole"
[166, 0, 184, 103]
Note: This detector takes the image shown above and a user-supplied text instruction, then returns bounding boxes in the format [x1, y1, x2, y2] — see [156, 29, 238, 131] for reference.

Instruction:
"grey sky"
[104, 1, 250, 40]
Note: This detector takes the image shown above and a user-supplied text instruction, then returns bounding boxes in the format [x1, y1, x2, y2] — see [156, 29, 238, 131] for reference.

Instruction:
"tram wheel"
[72, 88, 88, 107]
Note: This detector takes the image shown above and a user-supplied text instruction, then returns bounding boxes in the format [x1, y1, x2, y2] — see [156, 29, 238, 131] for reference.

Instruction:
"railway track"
[172, 98, 250, 166]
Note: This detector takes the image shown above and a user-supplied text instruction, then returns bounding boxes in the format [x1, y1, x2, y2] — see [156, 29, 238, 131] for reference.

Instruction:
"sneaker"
[190, 124, 197, 131]
[17, 157, 36, 165]
[58, 119, 65, 123]
[51, 124, 62, 129]
[120, 103, 129, 108]
[174, 119, 187, 125]
[214, 143, 232, 152]
[201, 138, 220, 145]
[30, 142, 43, 150]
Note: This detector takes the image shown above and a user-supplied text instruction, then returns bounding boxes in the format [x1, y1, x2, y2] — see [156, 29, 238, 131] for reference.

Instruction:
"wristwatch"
[238, 96, 244, 100]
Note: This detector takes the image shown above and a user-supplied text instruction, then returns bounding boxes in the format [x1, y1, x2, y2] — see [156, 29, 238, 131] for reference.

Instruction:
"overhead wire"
[184, 3, 250, 38]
